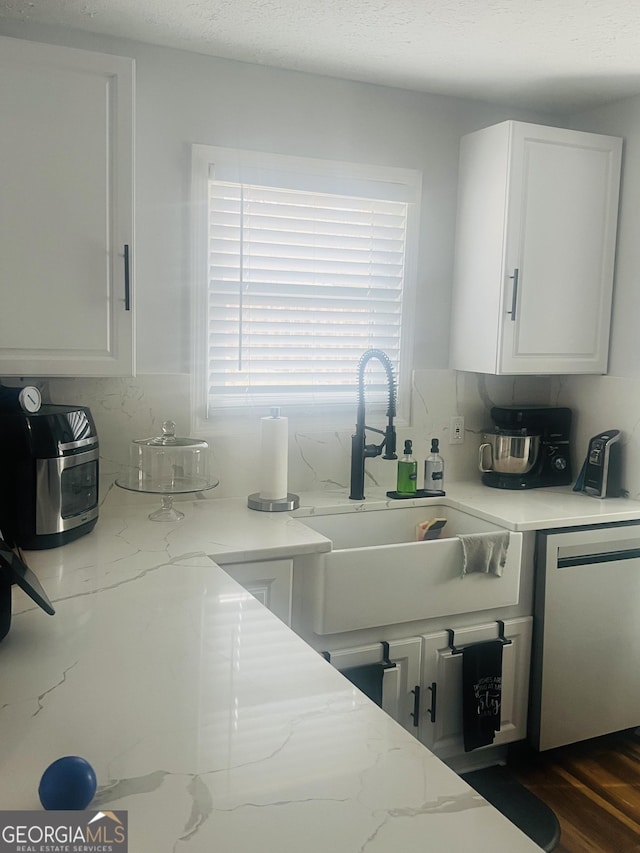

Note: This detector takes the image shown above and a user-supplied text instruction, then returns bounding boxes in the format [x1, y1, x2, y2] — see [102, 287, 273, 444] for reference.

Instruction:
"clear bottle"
[424, 438, 445, 492]
[397, 439, 418, 495]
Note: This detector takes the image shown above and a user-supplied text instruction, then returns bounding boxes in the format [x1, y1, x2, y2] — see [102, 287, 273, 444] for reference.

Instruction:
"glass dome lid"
[116, 420, 218, 521]
[138, 420, 208, 449]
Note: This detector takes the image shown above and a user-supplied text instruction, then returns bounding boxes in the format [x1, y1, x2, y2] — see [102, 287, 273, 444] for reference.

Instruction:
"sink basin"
[299, 504, 490, 549]
[297, 505, 523, 634]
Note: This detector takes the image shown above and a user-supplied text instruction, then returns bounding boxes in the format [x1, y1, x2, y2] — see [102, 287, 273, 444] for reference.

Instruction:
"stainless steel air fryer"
[0, 405, 99, 549]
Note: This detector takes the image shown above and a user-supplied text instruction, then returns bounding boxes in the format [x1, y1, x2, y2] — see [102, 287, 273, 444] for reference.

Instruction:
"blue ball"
[38, 756, 97, 810]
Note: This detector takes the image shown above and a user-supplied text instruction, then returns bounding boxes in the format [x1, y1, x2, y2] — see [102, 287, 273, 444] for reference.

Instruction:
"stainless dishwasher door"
[530, 521, 640, 751]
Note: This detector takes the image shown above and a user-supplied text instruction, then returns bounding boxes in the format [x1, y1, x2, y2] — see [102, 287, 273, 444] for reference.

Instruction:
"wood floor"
[507, 729, 640, 852]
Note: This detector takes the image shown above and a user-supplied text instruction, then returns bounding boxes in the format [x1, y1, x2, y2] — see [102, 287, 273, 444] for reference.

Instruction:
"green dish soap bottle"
[397, 439, 418, 495]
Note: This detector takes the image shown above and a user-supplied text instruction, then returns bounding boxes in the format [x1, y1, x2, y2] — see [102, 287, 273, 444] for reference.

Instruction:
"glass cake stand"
[116, 420, 219, 521]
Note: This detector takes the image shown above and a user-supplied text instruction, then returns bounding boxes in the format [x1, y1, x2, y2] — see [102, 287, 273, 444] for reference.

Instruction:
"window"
[191, 146, 421, 419]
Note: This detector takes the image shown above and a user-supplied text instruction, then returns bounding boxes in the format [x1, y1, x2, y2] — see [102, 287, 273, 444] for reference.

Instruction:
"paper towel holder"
[247, 492, 300, 512]
[247, 406, 299, 512]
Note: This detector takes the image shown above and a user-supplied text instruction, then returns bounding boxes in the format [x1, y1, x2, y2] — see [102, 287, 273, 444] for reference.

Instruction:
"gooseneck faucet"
[349, 349, 397, 500]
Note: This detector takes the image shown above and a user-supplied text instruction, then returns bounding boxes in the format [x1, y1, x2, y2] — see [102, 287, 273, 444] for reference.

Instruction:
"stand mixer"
[479, 406, 572, 490]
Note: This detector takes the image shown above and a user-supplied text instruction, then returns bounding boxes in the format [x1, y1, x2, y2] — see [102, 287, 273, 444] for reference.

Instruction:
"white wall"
[567, 95, 640, 379]
[0, 19, 555, 373]
[550, 95, 640, 498]
[0, 20, 583, 499]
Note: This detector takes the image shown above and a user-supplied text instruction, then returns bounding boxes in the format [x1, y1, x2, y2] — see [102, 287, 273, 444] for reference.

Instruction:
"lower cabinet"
[233, 554, 534, 760]
[306, 617, 533, 757]
[419, 616, 533, 759]
[321, 637, 422, 736]
[219, 558, 293, 626]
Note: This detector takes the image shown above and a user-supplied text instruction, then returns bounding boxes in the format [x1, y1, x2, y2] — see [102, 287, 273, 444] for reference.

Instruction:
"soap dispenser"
[397, 439, 418, 495]
[424, 438, 444, 492]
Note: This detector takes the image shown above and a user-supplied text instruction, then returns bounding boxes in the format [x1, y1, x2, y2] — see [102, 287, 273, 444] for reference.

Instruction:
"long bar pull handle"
[426, 682, 436, 723]
[508, 268, 519, 321]
[124, 244, 131, 311]
[411, 684, 421, 727]
[558, 547, 640, 568]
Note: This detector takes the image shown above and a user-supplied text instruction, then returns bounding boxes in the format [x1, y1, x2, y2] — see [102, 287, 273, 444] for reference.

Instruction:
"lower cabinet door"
[420, 616, 532, 759]
[221, 558, 293, 626]
[323, 637, 422, 735]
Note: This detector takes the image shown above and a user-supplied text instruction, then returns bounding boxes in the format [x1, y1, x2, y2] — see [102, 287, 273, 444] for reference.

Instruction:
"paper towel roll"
[259, 410, 289, 500]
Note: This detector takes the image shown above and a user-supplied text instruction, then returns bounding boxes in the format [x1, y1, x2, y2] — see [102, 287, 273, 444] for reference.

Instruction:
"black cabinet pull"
[124, 244, 131, 311]
[410, 684, 421, 727]
[426, 681, 437, 723]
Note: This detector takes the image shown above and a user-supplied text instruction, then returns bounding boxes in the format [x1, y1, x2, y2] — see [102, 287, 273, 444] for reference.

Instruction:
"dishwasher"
[530, 520, 640, 751]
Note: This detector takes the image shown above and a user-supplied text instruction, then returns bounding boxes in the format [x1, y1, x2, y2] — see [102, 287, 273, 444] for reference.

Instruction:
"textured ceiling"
[2, 0, 640, 111]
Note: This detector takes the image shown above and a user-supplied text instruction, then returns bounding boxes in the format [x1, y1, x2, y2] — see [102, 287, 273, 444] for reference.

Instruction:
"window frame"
[190, 144, 421, 432]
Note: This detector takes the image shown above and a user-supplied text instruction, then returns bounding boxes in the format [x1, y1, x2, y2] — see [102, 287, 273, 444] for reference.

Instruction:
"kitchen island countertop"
[1, 540, 542, 851]
[3, 481, 640, 851]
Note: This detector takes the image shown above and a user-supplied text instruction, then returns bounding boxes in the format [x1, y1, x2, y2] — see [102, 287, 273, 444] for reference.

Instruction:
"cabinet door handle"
[426, 681, 437, 723]
[507, 268, 519, 321]
[410, 684, 421, 727]
[124, 244, 131, 311]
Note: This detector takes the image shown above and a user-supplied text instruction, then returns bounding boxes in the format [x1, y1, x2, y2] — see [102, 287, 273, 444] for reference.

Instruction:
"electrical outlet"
[449, 416, 464, 444]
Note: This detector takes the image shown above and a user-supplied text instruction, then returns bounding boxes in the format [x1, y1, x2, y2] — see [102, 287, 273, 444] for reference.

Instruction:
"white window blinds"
[193, 146, 421, 414]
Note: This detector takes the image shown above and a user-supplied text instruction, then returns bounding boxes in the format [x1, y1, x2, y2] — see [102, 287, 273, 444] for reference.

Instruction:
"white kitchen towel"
[458, 531, 510, 577]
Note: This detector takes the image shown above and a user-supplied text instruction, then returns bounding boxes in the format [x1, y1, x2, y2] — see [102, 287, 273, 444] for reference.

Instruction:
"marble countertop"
[2, 554, 541, 851]
[290, 480, 640, 532]
[435, 481, 640, 531]
[17, 481, 640, 609]
[3, 481, 639, 850]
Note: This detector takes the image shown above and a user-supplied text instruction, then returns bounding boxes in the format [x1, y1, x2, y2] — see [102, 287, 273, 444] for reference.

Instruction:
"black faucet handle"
[382, 426, 397, 460]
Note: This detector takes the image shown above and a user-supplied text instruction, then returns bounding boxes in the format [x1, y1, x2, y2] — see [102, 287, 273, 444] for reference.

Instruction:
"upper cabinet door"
[449, 121, 622, 375]
[0, 36, 135, 377]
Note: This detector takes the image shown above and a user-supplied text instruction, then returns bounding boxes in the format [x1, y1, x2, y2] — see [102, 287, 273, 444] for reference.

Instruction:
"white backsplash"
[40, 370, 562, 501]
[550, 374, 640, 500]
[3, 367, 635, 502]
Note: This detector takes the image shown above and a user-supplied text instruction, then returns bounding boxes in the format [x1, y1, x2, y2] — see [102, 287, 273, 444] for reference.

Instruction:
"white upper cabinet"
[0, 36, 135, 377]
[449, 121, 622, 375]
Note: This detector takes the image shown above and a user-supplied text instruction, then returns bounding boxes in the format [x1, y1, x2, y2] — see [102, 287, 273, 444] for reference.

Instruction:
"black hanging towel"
[341, 663, 386, 707]
[461, 639, 504, 752]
